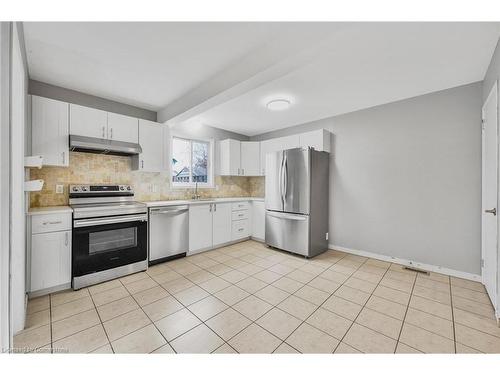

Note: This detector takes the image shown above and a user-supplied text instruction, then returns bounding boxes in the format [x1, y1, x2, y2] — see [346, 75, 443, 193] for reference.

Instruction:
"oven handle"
[74, 214, 148, 228]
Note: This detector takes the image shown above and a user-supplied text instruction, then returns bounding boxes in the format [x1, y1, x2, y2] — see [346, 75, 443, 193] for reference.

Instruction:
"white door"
[69, 104, 108, 139]
[107, 112, 139, 143]
[31, 231, 70, 292]
[189, 204, 213, 252]
[241, 141, 261, 176]
[212, 202, 232, 246]
[138, 119, 165, 172]
[31, 96, 69, 167]
[482, 81, 498, 311]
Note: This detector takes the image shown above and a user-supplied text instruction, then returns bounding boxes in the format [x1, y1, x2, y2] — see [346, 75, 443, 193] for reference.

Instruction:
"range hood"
[69, 135, 142, 156]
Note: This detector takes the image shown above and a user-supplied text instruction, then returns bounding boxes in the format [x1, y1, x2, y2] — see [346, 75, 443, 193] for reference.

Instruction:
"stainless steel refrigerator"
[265, 147, 330, 258]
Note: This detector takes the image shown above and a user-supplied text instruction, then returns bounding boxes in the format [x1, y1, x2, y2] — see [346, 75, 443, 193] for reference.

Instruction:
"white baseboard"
[329, 243, 481, 282]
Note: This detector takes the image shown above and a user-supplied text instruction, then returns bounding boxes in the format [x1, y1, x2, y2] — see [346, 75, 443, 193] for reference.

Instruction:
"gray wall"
[253, 82, 482, 275]
[29, 80, 157, 121]
[483, 37, 500, 101]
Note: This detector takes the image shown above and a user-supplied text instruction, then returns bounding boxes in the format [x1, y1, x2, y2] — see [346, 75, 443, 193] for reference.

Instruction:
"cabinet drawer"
[232, 210, 249, 221]
[232, 201, 249, 211]
[32, 213, 72, 234]
[232, 219, 250, 240]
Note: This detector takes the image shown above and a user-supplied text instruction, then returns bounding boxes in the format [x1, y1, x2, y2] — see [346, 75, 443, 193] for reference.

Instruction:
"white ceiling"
[23, 22, 288, 110]
[24, 22, 500, 136]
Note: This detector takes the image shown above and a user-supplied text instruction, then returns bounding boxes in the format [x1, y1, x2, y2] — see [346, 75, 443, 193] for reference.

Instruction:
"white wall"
[0, 22, 12, 351]
[11, 23, 28, 334]
[253, 82, 482, 276]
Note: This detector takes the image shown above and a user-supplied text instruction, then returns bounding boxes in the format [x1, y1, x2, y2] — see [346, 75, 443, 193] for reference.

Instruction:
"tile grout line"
[449, 277, 457, 353]
[330, 259, 393, 353]
[49, 294, 53, 354]
[88, 287, 115, 354]
[393, 270, 418, 353]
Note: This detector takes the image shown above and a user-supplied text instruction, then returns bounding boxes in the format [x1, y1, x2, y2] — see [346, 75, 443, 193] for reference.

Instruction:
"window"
[171, 136, 213, 187]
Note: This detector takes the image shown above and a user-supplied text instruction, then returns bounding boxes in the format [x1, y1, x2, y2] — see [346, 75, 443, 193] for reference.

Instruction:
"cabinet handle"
[209, 204, 212, 212]
[238, 213, 244, 217]
[238, 228, 244, 232]
[242, 168, 245, 175]
[65, 232, 69, 246]
[141, 160, 144, 169]
[61, 151, 65, 164]
[110, 128, 113, 139]
[214, 204, 217, 212]
[43, 221, 62, 225]
[102, 126, 106, 138]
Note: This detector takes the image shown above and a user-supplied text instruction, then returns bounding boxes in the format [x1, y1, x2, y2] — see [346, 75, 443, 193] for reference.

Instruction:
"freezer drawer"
[265, 210, 309, 256]
[149, 205, 189, 262]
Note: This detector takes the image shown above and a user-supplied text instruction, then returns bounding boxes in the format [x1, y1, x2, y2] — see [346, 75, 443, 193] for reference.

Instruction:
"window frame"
[170, 135, 214, 188]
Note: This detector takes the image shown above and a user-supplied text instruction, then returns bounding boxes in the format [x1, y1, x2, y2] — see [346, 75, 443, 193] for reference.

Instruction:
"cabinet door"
[32, 96, 69, 167]
[219, 139, 241, 175]
[31, 231, 71, 292]
[212, 203, 232, 246]
[251, 201, 265, 240]
[137, 119, 165, 172]
[69, 104, 108, 139]
[189, 204, 213, 252]
[299, 129, 331, 152]
[240, 141, 261, 176]
[107, 112, 139, 143]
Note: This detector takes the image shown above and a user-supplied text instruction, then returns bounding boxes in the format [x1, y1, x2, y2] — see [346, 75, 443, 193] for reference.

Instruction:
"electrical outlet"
[55, 184, 64, 194]
[325, 232, 329, 241]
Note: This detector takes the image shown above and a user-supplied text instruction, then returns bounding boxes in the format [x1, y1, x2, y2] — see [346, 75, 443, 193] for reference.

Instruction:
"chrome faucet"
[192, 182, 201, 200]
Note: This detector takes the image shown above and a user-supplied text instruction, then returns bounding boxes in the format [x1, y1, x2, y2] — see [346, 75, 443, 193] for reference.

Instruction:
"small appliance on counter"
[69, 184, 148, 289]
[265, 147, 329, 258]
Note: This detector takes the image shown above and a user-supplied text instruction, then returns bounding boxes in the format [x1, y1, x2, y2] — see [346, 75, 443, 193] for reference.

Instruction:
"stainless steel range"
[69, 184, 148, 289]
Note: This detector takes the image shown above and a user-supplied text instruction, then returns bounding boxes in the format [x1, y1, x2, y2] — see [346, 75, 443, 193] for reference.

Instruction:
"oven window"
[89, 227, 137, 255]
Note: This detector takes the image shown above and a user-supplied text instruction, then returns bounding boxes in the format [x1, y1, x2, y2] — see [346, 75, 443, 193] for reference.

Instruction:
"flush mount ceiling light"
[266, 99, 291, 111]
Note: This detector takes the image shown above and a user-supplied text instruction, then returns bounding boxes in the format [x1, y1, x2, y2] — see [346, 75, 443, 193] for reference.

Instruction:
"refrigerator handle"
[283, 154, 288, 201]
[279, 153, 285, 205]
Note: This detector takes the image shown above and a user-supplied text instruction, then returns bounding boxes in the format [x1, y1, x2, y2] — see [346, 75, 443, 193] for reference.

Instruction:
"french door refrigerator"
[265, 147, 329, 257]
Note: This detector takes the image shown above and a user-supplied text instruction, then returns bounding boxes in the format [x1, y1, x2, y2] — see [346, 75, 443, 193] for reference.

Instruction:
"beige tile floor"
[13, 240, 500, 353]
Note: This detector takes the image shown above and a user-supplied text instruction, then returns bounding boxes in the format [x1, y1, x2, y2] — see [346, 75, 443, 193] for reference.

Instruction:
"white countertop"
[27, 206, 73, 216]
[142, 197, 264, 208]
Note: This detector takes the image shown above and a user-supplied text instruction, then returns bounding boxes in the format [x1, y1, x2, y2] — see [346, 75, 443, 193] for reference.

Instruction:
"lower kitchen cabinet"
[251, 200, 265, 241]
[212, 203, 232, 246]
[29, 211, 72, 295]
[189, 204, 213, 252]
[31, 231, 71, 293]
[188, 200, 253, 253]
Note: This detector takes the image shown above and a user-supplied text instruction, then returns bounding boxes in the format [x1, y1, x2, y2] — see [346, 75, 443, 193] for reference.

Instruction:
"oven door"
[72, 214, 148, 278]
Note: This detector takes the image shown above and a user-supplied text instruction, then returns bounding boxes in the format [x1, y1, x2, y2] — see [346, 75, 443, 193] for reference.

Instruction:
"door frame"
[481, 80, 499, 318]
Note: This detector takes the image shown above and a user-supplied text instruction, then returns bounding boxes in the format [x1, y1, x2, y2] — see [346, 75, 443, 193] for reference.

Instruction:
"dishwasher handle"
[150, 205, 189, 215]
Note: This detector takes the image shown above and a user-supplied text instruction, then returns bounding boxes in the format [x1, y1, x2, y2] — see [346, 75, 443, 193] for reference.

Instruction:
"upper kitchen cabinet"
[132, 119, 168, 172]
[220, 139, 260, 176]
[31, 95, 70, 167]
[299, 129, 331, 153]
[107, 112, 139, 143]
[240, 141, 261, 176]
[70, 104, 139, 143]
[69, 103, 108, 139]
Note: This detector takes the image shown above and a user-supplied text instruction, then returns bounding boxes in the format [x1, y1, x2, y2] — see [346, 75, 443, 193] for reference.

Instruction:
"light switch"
[55, 184, 64, 194]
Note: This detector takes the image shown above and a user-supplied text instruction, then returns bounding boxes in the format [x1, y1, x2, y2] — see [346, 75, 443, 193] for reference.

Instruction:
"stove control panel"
[69, 185, 133, 194]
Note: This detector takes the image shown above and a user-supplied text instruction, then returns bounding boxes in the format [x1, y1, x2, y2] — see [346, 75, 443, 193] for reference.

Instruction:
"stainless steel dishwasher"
[149, 205, 189, 264]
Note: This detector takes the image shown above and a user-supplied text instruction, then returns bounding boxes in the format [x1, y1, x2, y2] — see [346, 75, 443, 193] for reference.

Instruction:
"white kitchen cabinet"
[189, 204, 213, 252]
[219, 139, 241, 175]
[251, 200, 265, 241]
[29, 211, 72, 295]
[70, 103, 108, 139]
[240, 142, 261, 176]
[31, 95, 69, 167]
[107, 112, 139, 143]
[220, 139, 261, 176]
[212, 202, 232, 246]
[232, 219, 250, 240]
[133, 119, 167, 172]
[31, 231, 71, 293]
[299, 129, 331, 152]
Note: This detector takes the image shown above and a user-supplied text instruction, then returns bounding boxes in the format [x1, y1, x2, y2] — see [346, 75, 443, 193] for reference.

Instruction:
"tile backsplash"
[29, 152, 265, 207]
